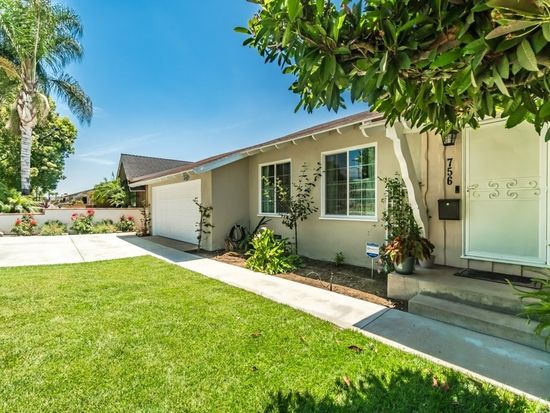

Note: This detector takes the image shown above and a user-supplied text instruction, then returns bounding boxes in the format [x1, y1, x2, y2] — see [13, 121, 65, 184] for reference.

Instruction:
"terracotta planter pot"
[394, 257, 415, 275]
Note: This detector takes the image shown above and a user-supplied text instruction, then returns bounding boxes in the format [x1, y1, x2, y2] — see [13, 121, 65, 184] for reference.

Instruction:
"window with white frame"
[323, 145, 376, 218]
[260, 161, 291, 214]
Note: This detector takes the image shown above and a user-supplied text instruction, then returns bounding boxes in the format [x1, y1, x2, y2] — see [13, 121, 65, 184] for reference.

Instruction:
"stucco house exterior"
[129, 111, 549, 280]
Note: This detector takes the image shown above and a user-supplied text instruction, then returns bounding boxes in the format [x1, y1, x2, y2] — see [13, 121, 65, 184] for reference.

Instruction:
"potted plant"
[383, 236, 429, 275]
[418, 237, 436, 268]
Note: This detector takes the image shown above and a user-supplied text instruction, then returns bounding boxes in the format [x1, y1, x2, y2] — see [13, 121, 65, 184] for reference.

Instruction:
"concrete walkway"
[0, 235, 548, 402]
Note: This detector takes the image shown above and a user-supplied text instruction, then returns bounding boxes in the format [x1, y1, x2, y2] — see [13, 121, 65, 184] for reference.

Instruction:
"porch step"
[409, 294, 547, 352]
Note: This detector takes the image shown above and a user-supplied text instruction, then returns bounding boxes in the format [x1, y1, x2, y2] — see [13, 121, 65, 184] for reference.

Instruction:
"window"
[323, 145, 376, 218]
[260, 161, 291, 214]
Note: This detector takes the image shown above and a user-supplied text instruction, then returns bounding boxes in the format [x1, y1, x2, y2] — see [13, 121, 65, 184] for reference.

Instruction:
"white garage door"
[152, 180, 201, 244]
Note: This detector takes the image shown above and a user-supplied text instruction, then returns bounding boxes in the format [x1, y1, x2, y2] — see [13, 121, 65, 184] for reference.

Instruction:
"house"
[116, 154, 192, 207]
[128, 112, 549, 351]
[57, 188, 94, 207]
[128, 111, 549, 277]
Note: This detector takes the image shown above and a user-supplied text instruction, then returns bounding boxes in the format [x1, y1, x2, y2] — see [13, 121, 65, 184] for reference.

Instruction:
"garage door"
[152, 180, 201, 244]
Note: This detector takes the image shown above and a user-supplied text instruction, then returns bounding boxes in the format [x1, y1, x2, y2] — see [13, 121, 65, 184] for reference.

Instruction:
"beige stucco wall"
[211, 159, 251, 250]
[247, 124, 399, 267]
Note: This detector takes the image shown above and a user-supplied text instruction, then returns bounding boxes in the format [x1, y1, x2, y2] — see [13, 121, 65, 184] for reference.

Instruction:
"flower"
[128, 216, 134, 221]
[87, 209, 95, 216]
[15, 219, 21, 226]
[30, 220, 37, 226]
[71, 213, 78, 221]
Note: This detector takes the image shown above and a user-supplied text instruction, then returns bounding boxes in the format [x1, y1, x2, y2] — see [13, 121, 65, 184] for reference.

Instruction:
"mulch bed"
[193, 250, 406, 311]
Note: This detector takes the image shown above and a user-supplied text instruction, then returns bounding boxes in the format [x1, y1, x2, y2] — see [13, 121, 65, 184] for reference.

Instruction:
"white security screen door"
[464, 121, 547, 266]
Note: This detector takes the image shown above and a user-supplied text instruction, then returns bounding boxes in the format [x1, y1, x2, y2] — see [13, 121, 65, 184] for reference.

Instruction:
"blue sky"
[57, 0, 368, 194]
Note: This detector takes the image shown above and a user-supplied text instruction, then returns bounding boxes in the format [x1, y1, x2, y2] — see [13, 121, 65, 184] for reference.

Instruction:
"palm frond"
[6, 103, 20, 135]
[43, 34, 82, 73]
[0, 56, 20, 81]
[46, 73, 92, 124]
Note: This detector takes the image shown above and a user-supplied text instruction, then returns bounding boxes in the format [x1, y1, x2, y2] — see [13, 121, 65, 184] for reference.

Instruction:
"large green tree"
[0, 100, 77, 195]
[238, 0, 550, 139]
[0, 0, 92, 194]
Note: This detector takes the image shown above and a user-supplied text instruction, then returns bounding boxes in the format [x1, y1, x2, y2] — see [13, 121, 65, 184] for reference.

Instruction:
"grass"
[0, 256, 543, 412]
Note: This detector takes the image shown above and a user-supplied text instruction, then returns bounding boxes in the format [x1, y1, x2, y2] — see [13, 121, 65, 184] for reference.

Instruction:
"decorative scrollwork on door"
[468, 177, 541, 200]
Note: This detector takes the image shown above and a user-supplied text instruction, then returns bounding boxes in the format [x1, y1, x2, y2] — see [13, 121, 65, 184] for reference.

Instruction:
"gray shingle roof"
[119, 154, 192, 182]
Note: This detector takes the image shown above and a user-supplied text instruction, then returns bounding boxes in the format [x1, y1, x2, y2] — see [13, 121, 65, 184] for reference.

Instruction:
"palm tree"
[0, 0, 92, 194]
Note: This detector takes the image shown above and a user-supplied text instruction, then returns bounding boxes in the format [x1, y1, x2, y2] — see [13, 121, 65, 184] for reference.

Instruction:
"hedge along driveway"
[0, 256, 540, 412]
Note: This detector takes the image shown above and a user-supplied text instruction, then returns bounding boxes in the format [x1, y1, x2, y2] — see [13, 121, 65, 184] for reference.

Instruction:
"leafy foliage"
[380, 176, 433, 267]
[0, 100, 77, 193]
[194, 198, 214, 250]
[40, 219, 67, 236]
[334, 251, 345, 267]
[246, 228, 300, 274]
[0, 184, 39, 213]
[117, 215, 137, 232]
[240, 0, 550, 139]
[11, 213, 37, 236]
[516, 277, 550, 347]
[276, 162, 321, 254]
[91, 220, 118, 234]
[91, 178, 129, 208]
[70, 209, 95, 234]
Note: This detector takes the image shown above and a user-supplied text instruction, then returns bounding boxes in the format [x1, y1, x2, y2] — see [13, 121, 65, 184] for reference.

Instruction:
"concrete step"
[388, 269, 534, 316]
[409, 294, 547, 352]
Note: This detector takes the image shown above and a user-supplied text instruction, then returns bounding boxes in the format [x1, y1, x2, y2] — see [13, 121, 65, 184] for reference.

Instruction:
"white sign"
[366, 243, 380, 259]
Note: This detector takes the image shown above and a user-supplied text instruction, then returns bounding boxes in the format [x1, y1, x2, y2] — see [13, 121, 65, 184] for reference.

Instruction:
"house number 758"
[447, 158, 453, 186]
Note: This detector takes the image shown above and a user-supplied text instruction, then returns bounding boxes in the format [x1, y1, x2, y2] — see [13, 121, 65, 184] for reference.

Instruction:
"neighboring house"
[117, 154, 192, 207]
[57, 189, 94, 207]
[129, 111, 549, 280]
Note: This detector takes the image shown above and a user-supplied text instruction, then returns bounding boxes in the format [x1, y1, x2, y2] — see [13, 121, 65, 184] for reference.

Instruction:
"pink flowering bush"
[117, 215, 137, 232]
[11, 214, 38, 236]
[71, 209, 95, 234]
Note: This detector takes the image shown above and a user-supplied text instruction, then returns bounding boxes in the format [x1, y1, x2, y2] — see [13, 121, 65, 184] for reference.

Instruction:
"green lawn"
[0, 256, 541, 412]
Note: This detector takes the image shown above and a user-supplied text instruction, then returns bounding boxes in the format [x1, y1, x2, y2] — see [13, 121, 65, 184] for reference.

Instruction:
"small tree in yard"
[193, 198, 214, 250]
[276, 162, 321, 255]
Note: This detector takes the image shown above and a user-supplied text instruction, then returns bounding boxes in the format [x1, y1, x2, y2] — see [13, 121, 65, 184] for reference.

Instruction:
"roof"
[130, 110, 384, 186]
[118, 154, 193, 182]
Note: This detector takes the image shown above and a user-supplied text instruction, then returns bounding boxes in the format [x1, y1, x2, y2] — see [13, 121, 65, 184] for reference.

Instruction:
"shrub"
[40, 220, 67, 236]
[11, 214, 38, 236]
[117, 215, 137, 232]
[334, 252, 345, 267]
[71, 209, 95, 234]
[516, 278, 550, 348]
[92, 220, 118, 234]
[0, 188, 39, 213]
[245, 228, 299, 275]
[91, 178, 128, 207]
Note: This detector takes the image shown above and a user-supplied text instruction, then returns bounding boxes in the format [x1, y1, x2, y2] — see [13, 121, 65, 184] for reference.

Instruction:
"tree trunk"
[294, 224, 298, 255]
[17, 87, 38, 195]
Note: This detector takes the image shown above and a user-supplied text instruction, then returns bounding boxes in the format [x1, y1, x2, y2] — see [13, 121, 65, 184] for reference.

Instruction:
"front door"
[464, 121, 547, 266]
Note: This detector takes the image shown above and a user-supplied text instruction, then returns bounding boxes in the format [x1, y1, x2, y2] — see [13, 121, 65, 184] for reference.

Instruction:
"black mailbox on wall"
[438, 199, 461, 220]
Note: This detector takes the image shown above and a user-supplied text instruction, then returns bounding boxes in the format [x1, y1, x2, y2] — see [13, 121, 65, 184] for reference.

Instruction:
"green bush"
[91, 179, 128, 207]
[517, 278, 550, 348]
[11, 214, 38, 236]
[245, 229, 299, 275]
[40, 220, 67, 236]
[0, 187, 39, 213]
[70, 209, 95, 234]
[117, 215, 137, 232]
[334, 252, 345, 267]
[92, 220, 118, 234]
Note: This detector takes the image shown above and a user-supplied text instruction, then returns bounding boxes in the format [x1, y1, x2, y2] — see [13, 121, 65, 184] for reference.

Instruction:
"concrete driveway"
[0, 234, 148, 267]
